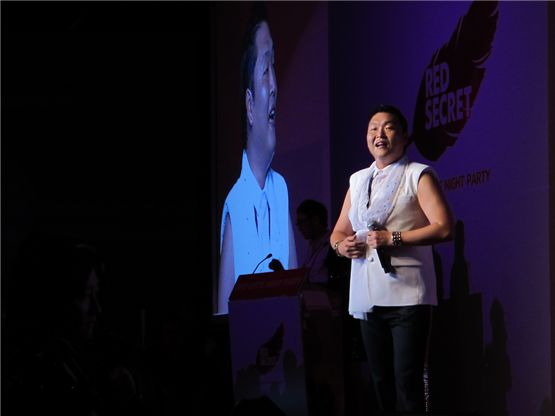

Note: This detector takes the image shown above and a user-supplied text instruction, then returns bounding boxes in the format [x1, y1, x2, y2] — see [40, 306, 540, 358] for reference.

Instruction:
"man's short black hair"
[368, 104, 408, 134]
[240, 2, 269, 149]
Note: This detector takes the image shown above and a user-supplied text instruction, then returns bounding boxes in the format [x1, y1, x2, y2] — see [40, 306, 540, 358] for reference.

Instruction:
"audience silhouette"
[4, 233, 144, 416]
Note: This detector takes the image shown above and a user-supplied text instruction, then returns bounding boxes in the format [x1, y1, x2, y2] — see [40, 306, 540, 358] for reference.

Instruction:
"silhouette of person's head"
[6, 235, 109, 415]
[296, 199, 328, 241]
[14, 235, 104, 347]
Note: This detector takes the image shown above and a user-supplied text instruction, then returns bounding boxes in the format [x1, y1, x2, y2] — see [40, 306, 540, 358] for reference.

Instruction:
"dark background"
[2, 1, 220, 409]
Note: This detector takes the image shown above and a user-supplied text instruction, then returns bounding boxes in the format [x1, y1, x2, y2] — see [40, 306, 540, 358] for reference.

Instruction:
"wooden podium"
[228, 268, 345, 416]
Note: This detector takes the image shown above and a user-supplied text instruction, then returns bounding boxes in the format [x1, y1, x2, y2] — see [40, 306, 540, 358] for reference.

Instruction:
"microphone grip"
[368, 222, 394, 274]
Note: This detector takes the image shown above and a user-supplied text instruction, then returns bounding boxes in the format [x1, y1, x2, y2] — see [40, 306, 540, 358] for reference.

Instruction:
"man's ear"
[245, 88, 254, 126]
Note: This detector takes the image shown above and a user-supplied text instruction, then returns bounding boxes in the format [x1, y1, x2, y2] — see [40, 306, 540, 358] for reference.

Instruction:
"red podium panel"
[228, 268, 344, 416]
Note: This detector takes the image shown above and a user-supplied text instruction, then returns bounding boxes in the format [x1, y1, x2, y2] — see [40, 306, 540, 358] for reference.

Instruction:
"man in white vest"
[330, 104, 454, 413]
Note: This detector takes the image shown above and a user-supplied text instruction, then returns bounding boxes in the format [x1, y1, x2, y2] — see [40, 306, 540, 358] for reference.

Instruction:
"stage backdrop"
[212, 2, 553, 415]
[329, 2, 551, 416]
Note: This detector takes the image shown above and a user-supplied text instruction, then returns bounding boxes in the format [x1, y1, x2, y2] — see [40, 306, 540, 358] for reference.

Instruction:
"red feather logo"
[411, 1, 499, 161]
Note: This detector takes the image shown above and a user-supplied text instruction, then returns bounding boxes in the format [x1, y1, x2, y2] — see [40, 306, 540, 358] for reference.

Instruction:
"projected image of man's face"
[250, 21, 277, 156]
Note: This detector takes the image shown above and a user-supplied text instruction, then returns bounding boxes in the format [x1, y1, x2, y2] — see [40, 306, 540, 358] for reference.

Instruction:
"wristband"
[392, 231, 402, 247]
[333, 240, 344, 257]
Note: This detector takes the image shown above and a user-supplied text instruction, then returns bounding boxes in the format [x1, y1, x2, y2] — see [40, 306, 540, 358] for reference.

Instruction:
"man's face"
[296, 212, 312, 240]
[366, 112, 407, 166]
[249, 21, 277, 154]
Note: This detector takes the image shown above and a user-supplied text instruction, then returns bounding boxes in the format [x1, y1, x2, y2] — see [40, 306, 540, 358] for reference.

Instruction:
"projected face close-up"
[248, 21, 277, 156]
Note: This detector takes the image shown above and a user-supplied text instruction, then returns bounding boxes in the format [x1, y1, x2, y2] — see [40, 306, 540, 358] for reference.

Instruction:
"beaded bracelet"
[392, 231, 402, 247]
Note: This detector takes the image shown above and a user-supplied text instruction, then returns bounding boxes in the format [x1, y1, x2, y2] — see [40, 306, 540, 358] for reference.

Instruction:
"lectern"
[228, 268, 344, 416]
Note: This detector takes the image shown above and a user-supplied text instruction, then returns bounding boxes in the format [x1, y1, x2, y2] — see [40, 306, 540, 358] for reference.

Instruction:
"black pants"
[359, 305, 432, 413]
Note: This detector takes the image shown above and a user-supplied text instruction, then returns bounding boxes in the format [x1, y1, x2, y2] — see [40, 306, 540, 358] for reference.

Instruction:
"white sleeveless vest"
[348, 162, 438, 319]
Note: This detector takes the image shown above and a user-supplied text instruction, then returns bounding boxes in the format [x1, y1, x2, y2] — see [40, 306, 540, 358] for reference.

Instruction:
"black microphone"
[252, 253, 272, 274]
[367, 221, 394, 274]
